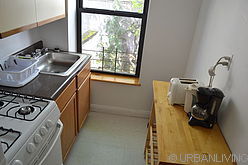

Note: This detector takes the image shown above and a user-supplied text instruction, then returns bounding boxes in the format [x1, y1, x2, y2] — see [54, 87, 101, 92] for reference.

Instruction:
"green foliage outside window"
[97, 0, 143, 73]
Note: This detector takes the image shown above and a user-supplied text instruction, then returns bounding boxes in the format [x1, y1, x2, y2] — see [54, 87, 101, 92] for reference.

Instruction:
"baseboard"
[91, 104, 150, 118]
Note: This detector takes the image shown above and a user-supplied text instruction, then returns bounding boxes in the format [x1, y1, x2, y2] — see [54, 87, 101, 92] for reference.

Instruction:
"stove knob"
[12, 160, 23, 165]
[34, 134, 42, 144]
[46, 120, 54, 129]
[26, 143, 35, 153]
[40, 126, 48, 136]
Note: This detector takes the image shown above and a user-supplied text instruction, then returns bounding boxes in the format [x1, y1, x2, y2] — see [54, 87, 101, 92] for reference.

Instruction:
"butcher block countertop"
[145, 81, 235, 165]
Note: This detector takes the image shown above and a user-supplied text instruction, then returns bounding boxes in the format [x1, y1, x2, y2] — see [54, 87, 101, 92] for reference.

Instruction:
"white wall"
[0, 29, 40, 59]
[91, 0, 202, 117]
[38, 18, 68, 50]
[185, 0, 248, 163]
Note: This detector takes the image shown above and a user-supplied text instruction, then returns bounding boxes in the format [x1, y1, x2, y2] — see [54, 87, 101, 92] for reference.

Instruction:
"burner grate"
[0, 127, 21, 153]
[0, 91, 49, 121]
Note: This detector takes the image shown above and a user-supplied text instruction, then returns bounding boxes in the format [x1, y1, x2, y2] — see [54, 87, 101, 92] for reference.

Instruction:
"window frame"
[76, 0, 150, 77]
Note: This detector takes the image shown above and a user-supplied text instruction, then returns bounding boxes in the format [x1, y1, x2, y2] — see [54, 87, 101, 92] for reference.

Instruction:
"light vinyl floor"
[64, 112, 148, 165]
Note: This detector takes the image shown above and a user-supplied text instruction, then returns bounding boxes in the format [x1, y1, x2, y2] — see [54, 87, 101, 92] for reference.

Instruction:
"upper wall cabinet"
[35, 0, 66, 26]
[0, 0, 65, 39]
[0, 0, 37, 38]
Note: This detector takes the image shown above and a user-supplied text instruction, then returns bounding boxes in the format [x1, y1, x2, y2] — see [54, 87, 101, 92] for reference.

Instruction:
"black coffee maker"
[188, 87, 224, 128]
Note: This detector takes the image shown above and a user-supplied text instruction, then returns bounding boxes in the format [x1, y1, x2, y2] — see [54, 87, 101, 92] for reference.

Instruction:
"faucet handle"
[35, 49, 41, 53]
[41, 48, 49, 54]
[31, 52, 37, 57]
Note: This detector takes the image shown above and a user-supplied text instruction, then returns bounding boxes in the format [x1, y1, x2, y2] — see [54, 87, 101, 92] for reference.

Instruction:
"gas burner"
[0, 101, 4, 107]
[18, 106, 35, 115]
[0, 127, 21, 153]
[0, 91, 49, 121]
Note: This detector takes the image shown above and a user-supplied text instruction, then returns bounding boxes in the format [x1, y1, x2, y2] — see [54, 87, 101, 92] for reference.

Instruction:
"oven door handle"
[38, 120, 63, 165]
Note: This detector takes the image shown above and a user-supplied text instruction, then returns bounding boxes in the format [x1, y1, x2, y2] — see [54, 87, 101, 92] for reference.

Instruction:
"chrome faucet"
[32, 48, 49, 58]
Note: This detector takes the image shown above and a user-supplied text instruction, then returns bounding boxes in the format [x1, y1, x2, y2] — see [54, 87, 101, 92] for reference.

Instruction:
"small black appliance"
[188, 87, 224, 128]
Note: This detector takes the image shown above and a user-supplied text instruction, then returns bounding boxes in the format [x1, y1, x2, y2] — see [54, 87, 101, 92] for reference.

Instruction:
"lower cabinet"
[77, 73, 91, 131]
[60, 93, 77, 161]
[56, 61, 91, 161]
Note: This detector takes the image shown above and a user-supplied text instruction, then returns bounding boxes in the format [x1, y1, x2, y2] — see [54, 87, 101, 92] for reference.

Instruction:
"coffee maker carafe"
[188, 87, 224, 128]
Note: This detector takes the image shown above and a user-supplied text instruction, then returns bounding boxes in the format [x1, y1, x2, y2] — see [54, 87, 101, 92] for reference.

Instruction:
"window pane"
[83, 0, 144, 13]
[81, 13, 141, 75]
[116, 52, 137, 74]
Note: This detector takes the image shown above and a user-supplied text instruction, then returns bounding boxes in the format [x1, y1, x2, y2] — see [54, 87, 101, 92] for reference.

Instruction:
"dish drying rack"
[0, 56, 39, 87]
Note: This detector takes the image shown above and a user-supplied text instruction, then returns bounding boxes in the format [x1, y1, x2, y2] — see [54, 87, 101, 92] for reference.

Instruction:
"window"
[77, 0, 149, 77]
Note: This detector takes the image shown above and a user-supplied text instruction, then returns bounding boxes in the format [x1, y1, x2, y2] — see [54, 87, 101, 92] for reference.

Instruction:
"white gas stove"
[0, 91, 63, 165]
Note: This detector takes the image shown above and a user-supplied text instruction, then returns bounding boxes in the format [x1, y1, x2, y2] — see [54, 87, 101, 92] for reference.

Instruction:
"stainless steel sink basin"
[37, 52, 88, 76]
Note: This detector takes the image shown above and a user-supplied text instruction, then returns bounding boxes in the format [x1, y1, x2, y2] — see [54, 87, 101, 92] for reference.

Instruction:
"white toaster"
[167, 78, 199, 105]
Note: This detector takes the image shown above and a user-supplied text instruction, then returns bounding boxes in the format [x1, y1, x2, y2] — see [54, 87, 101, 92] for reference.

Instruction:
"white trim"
[91, 104, 150, 118]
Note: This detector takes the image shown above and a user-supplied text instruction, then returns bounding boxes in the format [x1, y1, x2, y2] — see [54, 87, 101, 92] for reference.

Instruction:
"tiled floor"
[64, 112, 148, 165]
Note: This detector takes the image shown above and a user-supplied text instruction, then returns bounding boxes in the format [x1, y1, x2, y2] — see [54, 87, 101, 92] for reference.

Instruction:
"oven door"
[0, 143, 6, 165]
[32, 120, 63, 165]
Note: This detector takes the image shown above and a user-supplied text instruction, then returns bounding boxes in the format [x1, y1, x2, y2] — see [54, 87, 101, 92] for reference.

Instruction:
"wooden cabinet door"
[0, 0, 37, 37]
[35, 0, 65, 25]
[77, 73, 91, 131]
[60, 93, 77, 161]
[77, 62, 90, 88]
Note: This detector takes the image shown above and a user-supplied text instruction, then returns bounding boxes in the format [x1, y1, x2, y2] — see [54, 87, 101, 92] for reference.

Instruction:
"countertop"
[0, 55, 91, 100]
[151, 81, 233, 164]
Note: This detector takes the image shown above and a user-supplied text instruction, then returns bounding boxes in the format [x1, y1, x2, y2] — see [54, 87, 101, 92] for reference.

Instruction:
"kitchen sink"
[37, 52, 88, 76]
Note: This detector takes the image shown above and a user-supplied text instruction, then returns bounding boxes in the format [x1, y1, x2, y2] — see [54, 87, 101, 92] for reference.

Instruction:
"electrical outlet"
[227, 54, 234, 70]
